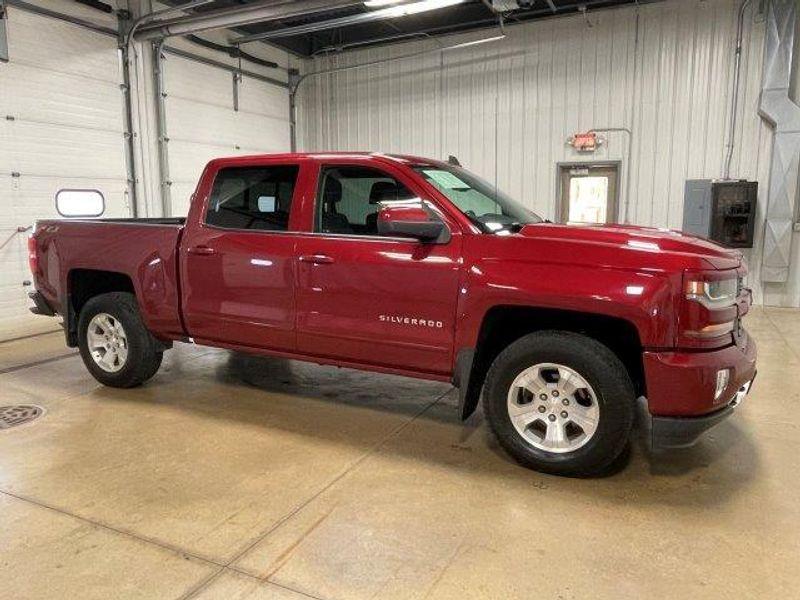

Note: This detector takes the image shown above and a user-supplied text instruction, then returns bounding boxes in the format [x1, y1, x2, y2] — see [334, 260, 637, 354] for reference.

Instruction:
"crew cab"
[28, 153, 757, 476]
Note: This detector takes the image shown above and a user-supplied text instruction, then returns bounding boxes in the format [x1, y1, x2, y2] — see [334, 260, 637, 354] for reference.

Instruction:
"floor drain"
[0, 405, 45, 430]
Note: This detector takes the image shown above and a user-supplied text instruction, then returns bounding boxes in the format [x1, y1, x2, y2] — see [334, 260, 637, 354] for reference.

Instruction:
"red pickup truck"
[28, 153, 756, 476]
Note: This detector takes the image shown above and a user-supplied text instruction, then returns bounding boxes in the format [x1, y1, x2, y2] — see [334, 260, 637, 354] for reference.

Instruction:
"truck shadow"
[143, 347, 760, 509]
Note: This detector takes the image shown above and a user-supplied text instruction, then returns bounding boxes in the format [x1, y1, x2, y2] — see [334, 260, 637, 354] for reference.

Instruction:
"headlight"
[685, 278, 737, 310]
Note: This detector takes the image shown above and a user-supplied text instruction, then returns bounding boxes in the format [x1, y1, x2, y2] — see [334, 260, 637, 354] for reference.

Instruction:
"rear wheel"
[77, 292, 163, 388]
[483, 331, 634, 477]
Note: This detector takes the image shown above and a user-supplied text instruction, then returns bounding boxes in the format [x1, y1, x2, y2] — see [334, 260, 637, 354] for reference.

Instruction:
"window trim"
[55, 188, 105, 218]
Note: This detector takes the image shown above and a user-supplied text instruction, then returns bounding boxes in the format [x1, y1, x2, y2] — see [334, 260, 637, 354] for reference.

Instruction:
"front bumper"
[643, 330, 757, 448]
[650, 378, 754, 448]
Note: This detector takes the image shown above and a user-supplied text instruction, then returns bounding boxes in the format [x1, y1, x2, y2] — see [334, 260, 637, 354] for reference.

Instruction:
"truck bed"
[32, 218, 186, 339]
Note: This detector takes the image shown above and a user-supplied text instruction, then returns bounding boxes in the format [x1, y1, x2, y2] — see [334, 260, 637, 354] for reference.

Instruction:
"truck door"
[294, 163, 462, 375]
[180, 161, 303, 351]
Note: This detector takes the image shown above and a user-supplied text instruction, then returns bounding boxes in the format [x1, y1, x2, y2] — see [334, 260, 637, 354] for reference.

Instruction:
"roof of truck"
[210, 152, 446, 167]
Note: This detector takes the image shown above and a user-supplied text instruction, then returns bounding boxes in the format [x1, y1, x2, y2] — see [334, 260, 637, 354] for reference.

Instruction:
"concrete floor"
[0, 308, 798, 600]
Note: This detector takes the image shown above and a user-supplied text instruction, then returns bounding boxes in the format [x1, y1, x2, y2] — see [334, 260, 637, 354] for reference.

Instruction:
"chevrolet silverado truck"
[28, 153, 757, 476]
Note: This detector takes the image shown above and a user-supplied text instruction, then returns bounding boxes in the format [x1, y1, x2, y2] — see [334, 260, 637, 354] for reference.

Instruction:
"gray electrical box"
[683, 180, 713, 238]
[0, 0, 8, 63]
[683, 179, 757, 248]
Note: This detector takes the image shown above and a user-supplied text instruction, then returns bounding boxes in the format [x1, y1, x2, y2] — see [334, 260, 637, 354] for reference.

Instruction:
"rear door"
[180, 159, 307, 351]
[294, 161, 462, 375]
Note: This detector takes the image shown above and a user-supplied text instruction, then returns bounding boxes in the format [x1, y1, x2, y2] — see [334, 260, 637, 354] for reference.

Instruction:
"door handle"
[298, 254, 334, 265]
[187, 245, 216, 256]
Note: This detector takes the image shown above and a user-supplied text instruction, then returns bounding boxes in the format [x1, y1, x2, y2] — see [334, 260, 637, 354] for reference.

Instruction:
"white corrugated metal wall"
[0, 4, 129, 340]
[299, 0, 782, 305]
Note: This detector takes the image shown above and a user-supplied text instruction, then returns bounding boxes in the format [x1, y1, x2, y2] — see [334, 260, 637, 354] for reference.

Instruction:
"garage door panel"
[3, 120, 125, 179]
[170, 183, 197, 217]
[168, 140, 269, 186]
[166, 58, 235, 109]
[237, 78, 289, 120]
[164, 54, 290, 217]
[7, 8, 120, 82]
[0, 8, 127, 340]
[9, 177, 128, 222]
[0, 63, 123, 131]
[167, 97, 289, 149]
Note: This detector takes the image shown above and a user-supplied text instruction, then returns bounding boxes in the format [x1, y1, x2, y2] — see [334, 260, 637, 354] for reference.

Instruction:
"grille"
[0, 405, 45, 430]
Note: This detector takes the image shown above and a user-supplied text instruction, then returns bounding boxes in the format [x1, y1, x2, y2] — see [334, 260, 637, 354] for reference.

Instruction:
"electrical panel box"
[682, 180, 757, 248]
[0, 0, 8, 63]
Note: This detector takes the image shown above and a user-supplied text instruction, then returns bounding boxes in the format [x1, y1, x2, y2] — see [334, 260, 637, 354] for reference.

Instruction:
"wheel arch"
[65, 269, 136, 346]
[455, 305, 645, 420]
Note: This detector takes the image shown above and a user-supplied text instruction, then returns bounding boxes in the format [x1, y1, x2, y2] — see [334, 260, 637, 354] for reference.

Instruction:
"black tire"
[77, 292, 163, 388]
[483, 331, 634, 477]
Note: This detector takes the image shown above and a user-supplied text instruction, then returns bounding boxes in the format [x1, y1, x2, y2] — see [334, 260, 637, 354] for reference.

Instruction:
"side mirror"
[377, 204, 449, 243]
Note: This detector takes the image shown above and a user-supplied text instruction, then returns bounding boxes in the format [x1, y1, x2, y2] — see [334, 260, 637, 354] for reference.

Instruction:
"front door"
[294, 164, 462, 375]
[558, 164, 619, 224]
[180, 162, 301, 351]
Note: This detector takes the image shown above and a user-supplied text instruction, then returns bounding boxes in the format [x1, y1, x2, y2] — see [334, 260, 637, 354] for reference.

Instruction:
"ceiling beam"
[134, 0, 365, 41]
[233, 0, 468, 45]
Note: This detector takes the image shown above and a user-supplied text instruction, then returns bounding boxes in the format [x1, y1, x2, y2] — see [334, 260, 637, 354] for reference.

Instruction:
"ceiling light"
[364, 0, 406, 6]
[444, 34, 506, 50]
[366, 0, 466, 18]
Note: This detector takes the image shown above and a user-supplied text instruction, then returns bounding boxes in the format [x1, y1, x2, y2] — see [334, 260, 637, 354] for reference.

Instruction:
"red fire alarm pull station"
[568, 132, 601, 152]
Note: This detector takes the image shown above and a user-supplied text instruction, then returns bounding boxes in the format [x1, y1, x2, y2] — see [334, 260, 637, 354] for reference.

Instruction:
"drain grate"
[0, 405, 45, 430]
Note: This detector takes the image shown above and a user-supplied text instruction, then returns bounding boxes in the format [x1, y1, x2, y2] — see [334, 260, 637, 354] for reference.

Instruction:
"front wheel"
[483, 331, 634, 477]
[77, 292, 163, 388]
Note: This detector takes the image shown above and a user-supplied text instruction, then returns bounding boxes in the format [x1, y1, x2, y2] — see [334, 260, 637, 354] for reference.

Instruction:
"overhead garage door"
[0, 7, 129, 340]
[163, 53, 291, 216]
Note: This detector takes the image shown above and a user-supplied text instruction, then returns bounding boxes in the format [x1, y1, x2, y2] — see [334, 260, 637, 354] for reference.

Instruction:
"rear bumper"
[643, 330, 757, 448]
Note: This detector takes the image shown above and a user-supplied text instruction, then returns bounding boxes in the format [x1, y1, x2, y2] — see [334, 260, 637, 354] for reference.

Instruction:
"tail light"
[28, 236, 38, 275]
[678, 271, 741, 348]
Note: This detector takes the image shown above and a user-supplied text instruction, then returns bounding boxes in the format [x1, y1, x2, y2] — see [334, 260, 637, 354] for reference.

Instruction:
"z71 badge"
[379, 315, 444, 329]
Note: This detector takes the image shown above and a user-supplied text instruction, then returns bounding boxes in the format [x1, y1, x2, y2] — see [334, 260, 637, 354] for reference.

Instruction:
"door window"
[315, 166, 418, 236]
[206, 165, 299, 231]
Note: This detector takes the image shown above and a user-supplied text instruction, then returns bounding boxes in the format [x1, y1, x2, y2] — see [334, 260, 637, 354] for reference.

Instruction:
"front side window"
[415, 165, 543, 233]
[206, 165, 298, 231]
[315, 166, 418, 236]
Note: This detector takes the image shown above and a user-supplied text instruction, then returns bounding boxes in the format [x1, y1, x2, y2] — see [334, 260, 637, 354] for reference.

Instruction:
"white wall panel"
[300, 0, 784, 304]
[0, 7, 128, 340]
[163, 55, 291, 216]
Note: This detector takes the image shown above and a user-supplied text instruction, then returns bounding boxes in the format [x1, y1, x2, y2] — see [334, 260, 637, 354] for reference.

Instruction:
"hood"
[518, 223, 742, 271]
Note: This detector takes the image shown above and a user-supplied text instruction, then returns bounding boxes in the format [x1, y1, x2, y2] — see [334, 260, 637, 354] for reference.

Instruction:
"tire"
[483, 331, 634, 477]
[77, 292, 163, 388]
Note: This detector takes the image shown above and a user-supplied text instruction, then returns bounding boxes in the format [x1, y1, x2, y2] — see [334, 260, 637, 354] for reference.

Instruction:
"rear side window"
[205, 165, 299, 231]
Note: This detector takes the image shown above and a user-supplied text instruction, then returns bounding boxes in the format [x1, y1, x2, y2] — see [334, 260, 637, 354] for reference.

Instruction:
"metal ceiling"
[157, 0, 641, 57]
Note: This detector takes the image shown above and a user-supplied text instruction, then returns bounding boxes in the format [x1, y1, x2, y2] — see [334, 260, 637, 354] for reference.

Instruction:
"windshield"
[415, 165, 543, 232]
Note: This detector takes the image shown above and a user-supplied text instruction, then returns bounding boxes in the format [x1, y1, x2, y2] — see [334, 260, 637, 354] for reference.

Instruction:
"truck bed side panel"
[34, 220, 185, 338]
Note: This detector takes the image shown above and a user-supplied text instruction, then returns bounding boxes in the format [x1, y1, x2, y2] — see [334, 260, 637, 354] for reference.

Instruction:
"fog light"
[715, 369, 731, 401]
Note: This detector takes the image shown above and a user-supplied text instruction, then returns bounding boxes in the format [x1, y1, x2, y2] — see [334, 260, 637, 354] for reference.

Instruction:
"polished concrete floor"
[0, 307, 798, 600]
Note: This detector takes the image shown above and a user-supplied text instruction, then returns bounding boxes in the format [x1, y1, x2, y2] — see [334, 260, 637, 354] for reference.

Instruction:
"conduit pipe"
[723, 0, 752, 180]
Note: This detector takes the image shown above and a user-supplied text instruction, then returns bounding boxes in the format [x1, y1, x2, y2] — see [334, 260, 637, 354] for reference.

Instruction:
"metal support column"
[288, 69, 301, 152]
[117, 8, 138, 217]
[153, 40, 171, 217]
[759, 0, 800, 283]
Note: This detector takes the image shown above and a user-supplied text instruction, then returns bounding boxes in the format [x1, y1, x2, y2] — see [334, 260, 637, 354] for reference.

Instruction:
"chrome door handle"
[187, 245, 216, 256]
[298, 254, 334, 265]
